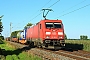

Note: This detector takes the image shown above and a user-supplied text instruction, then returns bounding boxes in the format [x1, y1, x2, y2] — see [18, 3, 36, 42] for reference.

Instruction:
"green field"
[65, 40, 90, 52]
[5, 52, 42, 60]
[1, 40, 90, 60]
[0, 41, 42, 60]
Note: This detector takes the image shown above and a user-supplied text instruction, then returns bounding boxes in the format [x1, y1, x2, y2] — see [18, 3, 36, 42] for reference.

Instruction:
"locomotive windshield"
[45, 22, 62, 28]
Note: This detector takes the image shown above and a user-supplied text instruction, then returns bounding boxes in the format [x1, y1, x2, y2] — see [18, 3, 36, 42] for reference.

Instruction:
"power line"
[18, 0, 61, 29]
[56, 3, 90, 18]
[24, 0, 60, 23]
[48, 0, 60, 8]
[41, 0, 52, 9]
[11, 0, 52, 30]
[29, 12, 42, 22]
[55, 0, 87, 18]
[20, 0, 52, 28]
[23, 0, 52, 26]
[28, 0, 60, 22]
[12, 23, 21, 28]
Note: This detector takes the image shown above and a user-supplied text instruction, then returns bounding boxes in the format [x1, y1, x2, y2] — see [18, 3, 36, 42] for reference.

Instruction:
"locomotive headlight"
[58, 36, 62, 38]
[58, 32, 63, 35]
[46, 32, 51, 35]
[46, 36, 50, 38]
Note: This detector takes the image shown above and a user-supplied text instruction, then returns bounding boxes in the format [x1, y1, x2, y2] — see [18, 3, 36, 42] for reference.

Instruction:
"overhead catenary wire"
[12, 0, 60, 30]
[12, 22, 21, 28]
[48, 0, 60, 8]
[55, 0, 87, 18]
[18, 0, 52, 29]
[23, 0, 52, 26]
[30, 0, 60, 21]
[28, 0, 52, 22]
[28, 0, 60, 22]
[17, 0, 61, 30]
[29, 12, 42, 22]
[11, 0, 87, 30]
[12, 0, 85, 30]
[56, 3, 90, 18]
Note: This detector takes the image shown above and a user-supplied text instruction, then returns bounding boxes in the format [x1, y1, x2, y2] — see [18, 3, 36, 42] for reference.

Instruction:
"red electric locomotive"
[26, 19, 65, 49]
[26, 9, 65, 49]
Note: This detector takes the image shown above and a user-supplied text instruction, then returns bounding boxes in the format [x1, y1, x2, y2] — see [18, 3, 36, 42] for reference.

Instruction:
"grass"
[65, 40, 90, 52]
[6, 55, 13, 60]
[1, 40, 90, 59]
[5, 52, 42, 60]
[18, 52, 42, 60]
[0, 40, 42, 60]
[0, 40, 15, 51]
[12, 54, 19, 60]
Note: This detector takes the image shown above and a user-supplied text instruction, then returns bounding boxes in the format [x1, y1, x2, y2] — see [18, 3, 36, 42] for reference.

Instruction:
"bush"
[0, 36, 4, 40]
[6, 55, 13, 60]
[65, 40, 90, 52]
[12, 54, 19, 60]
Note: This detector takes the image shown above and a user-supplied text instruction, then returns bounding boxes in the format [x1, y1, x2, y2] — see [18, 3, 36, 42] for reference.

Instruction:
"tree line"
[0, 15, 4, 40]
[65, 35, 89, 40]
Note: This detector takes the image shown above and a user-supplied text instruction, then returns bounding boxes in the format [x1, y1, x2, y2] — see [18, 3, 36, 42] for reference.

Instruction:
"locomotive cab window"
[46, 23, 53, 28]
[54, 23, 62, 28]
[45, 22, 62, 28]
[40, 24, 41, 29]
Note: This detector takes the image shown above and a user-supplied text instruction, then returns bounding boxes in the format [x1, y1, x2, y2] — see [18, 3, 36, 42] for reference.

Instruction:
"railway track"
[7, 41, 28, 48]
[7, 41, 90, 60]
[54, 50, 90, 60]
[29, 48, 90, 60]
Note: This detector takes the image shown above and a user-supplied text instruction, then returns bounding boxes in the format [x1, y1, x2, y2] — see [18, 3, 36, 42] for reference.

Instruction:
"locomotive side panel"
[33, 25, 38, 39]
[26, 26, 34, 45]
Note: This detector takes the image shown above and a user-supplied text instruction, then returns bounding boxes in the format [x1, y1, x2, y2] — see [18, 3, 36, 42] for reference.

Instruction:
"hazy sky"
[0, 0, 90, 39]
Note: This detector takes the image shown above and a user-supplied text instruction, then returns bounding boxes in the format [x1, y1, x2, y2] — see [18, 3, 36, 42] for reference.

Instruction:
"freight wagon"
[6, 37, 10, 41]
[11, 36, 18, 42]
[17, 29, 27, 44]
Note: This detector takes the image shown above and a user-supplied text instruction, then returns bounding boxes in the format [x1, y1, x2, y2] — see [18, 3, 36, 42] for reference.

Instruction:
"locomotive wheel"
[45, 44, 48, 47]
[31, 42, 34, 48]
[29, 42, 34, 48]
[37, 42, 42, 48]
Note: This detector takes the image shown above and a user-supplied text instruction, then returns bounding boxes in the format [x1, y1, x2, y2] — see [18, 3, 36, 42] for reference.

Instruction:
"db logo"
[52, 32, 56, 35]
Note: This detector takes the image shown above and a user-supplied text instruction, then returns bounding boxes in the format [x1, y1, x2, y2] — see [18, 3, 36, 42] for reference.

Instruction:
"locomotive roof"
[40, 19, 62, 22]
[38, 19, 62, 23]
